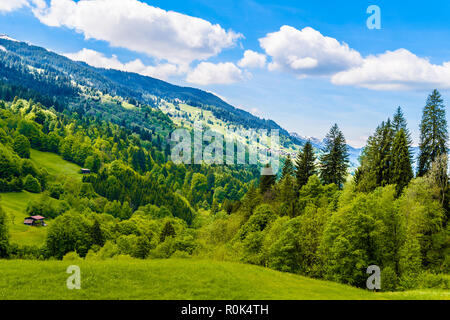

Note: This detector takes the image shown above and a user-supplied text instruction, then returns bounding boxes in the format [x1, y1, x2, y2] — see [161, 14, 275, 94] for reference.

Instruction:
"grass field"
[30, 149, 81, 180]
[0, 259, 448, 300]
[0, 191, 46, 246]
[0, 149, 81, 246]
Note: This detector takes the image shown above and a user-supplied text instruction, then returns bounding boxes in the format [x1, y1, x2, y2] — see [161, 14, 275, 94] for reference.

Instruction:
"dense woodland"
[0, 88, 448, 292]
[0, 37, 448, 292]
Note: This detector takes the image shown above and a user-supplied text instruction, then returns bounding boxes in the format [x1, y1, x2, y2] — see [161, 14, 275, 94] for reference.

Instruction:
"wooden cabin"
[81, 168, 91, 174]
[24, 215, 46, 227]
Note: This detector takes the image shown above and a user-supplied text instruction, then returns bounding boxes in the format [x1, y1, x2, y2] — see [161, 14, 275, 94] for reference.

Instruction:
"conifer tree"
[391, 129, 413, 196]
[295, 141, 316, 190]
[91, 219, 104, 247]
[392, 107, 412, 145]
[356, 119, 397, 191]
[418, 90, 448, 176]
[281, 155, 294, 179]
[160, 221, 176, 243]
[319, 124, 349, 189]
[379, 119, 394, 186]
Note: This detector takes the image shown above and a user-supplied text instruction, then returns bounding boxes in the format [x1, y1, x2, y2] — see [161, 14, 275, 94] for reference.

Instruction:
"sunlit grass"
[30, 149, 81, 180]
[0, 259, 447, 300]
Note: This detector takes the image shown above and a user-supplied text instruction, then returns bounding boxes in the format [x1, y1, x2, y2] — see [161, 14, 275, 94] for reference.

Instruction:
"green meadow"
[0, 149, 81, 246]
[0, 259, 447, 300]
[0, 191, 45, 246]
[30, 149, 82, 181]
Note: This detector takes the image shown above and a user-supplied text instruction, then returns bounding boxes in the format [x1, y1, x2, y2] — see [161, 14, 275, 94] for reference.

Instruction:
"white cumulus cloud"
[0, 0, 28, 12]
[186, 62, 244, 85]
[238, 50, 266, 69]
[32, 0, 243, 65]
[331, 49, 450, 90]
[259, 26, 363, 77]
[64, 48, 185, 81]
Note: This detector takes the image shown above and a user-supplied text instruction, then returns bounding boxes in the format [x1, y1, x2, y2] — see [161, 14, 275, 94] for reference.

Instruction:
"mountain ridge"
[0, 35, 362, 167]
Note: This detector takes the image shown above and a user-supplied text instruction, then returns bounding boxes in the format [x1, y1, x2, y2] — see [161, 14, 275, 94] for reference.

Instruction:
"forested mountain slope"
[0, 36, 362, 166]
[0, 37, 288, 134]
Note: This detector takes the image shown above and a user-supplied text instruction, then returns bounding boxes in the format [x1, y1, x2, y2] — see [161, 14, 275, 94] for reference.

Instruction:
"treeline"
[0, 95, 259, 260]
[0, 98, 256, 217]
[197, 90, 449, 291]
[0, 90, 448, 293]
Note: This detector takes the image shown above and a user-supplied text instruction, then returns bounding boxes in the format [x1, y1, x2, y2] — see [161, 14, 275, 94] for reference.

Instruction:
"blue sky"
[1, 0, 450, 147]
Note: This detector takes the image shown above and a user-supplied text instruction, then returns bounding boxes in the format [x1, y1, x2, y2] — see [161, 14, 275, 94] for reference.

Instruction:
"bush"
[23, 174, 41, 193]
[63, 251, 82, 261]
[13, 135, 31, 158]
[417, 273, 450, 290]
[381, 266, 398, 292]
[45, 211, 93, 259]
[49, 183, 64, 199]
[8, 244, 42, 260]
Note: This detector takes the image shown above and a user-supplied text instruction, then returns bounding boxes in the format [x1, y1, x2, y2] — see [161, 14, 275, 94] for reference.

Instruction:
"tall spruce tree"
[281, 154, 295, 179]
[295, 141, 316, 190]
[379, 119, 395, 186]
[418, 89, 448, 176]
[392, 107, 412, 143]
[391, 129, 414, 196]
[355, 119, 396, 191]
[319, 124, 349, 189]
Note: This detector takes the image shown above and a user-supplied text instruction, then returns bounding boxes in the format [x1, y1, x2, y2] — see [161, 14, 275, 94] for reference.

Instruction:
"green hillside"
[30, 149, 82, 181]
[0, 259, 446, 300]
[0, 149, 81, 246]
[0, 192, 44, 246]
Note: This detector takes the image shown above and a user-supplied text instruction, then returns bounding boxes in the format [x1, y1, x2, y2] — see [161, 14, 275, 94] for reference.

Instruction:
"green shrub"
[63, 251, 82, 261]
[417, 273, 449, 290]
[49, 183, 64, 199]
[13, 134, 31, 159]
[23, 174, 41, 193]
[381, 266, 398, 292]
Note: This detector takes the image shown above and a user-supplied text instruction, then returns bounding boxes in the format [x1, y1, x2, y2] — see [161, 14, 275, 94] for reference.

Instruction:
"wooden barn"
[23, 215, 47, 227]
[81, 168, 91, 174]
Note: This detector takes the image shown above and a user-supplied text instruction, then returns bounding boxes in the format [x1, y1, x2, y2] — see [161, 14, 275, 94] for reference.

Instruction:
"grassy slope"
[30, 149, 81, 180]
[0, 191, 44, 246]
[0, 150, 447, 300]
[0, 149, 81, 246]
[159, 102, 299, 156]
[0, 259, 447, 300]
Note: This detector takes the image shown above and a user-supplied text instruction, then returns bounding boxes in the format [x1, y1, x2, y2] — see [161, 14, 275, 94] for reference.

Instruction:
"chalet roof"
[30, 215, 45, 220]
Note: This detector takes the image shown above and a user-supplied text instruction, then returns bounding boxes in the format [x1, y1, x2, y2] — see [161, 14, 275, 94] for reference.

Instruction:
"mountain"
[0, 36, 361, 169]
[0, 37, 288, 133]
[290, 132, 362, 170]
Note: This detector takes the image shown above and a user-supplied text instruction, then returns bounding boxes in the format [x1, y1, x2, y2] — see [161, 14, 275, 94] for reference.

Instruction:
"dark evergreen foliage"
[319, 124, 349, 189]
[295, 141, 316, 190]
[418, 90, 448, 176]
